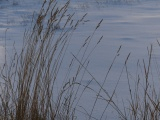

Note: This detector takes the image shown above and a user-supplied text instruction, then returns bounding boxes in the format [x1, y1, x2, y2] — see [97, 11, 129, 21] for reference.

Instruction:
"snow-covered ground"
[1, 0, 160, 119]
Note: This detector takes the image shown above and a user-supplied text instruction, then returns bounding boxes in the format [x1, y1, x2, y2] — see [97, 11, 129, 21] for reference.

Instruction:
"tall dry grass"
[0, 0, 83, 119]
[118, 44, 160, 120]
[0, 0, 105, 119]
[1, 0, 160, 120]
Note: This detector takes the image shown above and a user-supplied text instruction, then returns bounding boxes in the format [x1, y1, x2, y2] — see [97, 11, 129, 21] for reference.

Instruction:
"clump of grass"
[125, 44, 160, 120]
[0, 0, 104, 119]
[2, 0, 160, 120]
[0, 0, 81, 119]
[109, 44, 160, 120]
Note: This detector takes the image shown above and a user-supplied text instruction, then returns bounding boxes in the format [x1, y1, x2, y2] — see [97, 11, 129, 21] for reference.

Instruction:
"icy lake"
[1, 0, 160, 119]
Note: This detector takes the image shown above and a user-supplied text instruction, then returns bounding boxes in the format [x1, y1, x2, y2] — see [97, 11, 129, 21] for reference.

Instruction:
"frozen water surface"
[1, 0, 160, 119]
